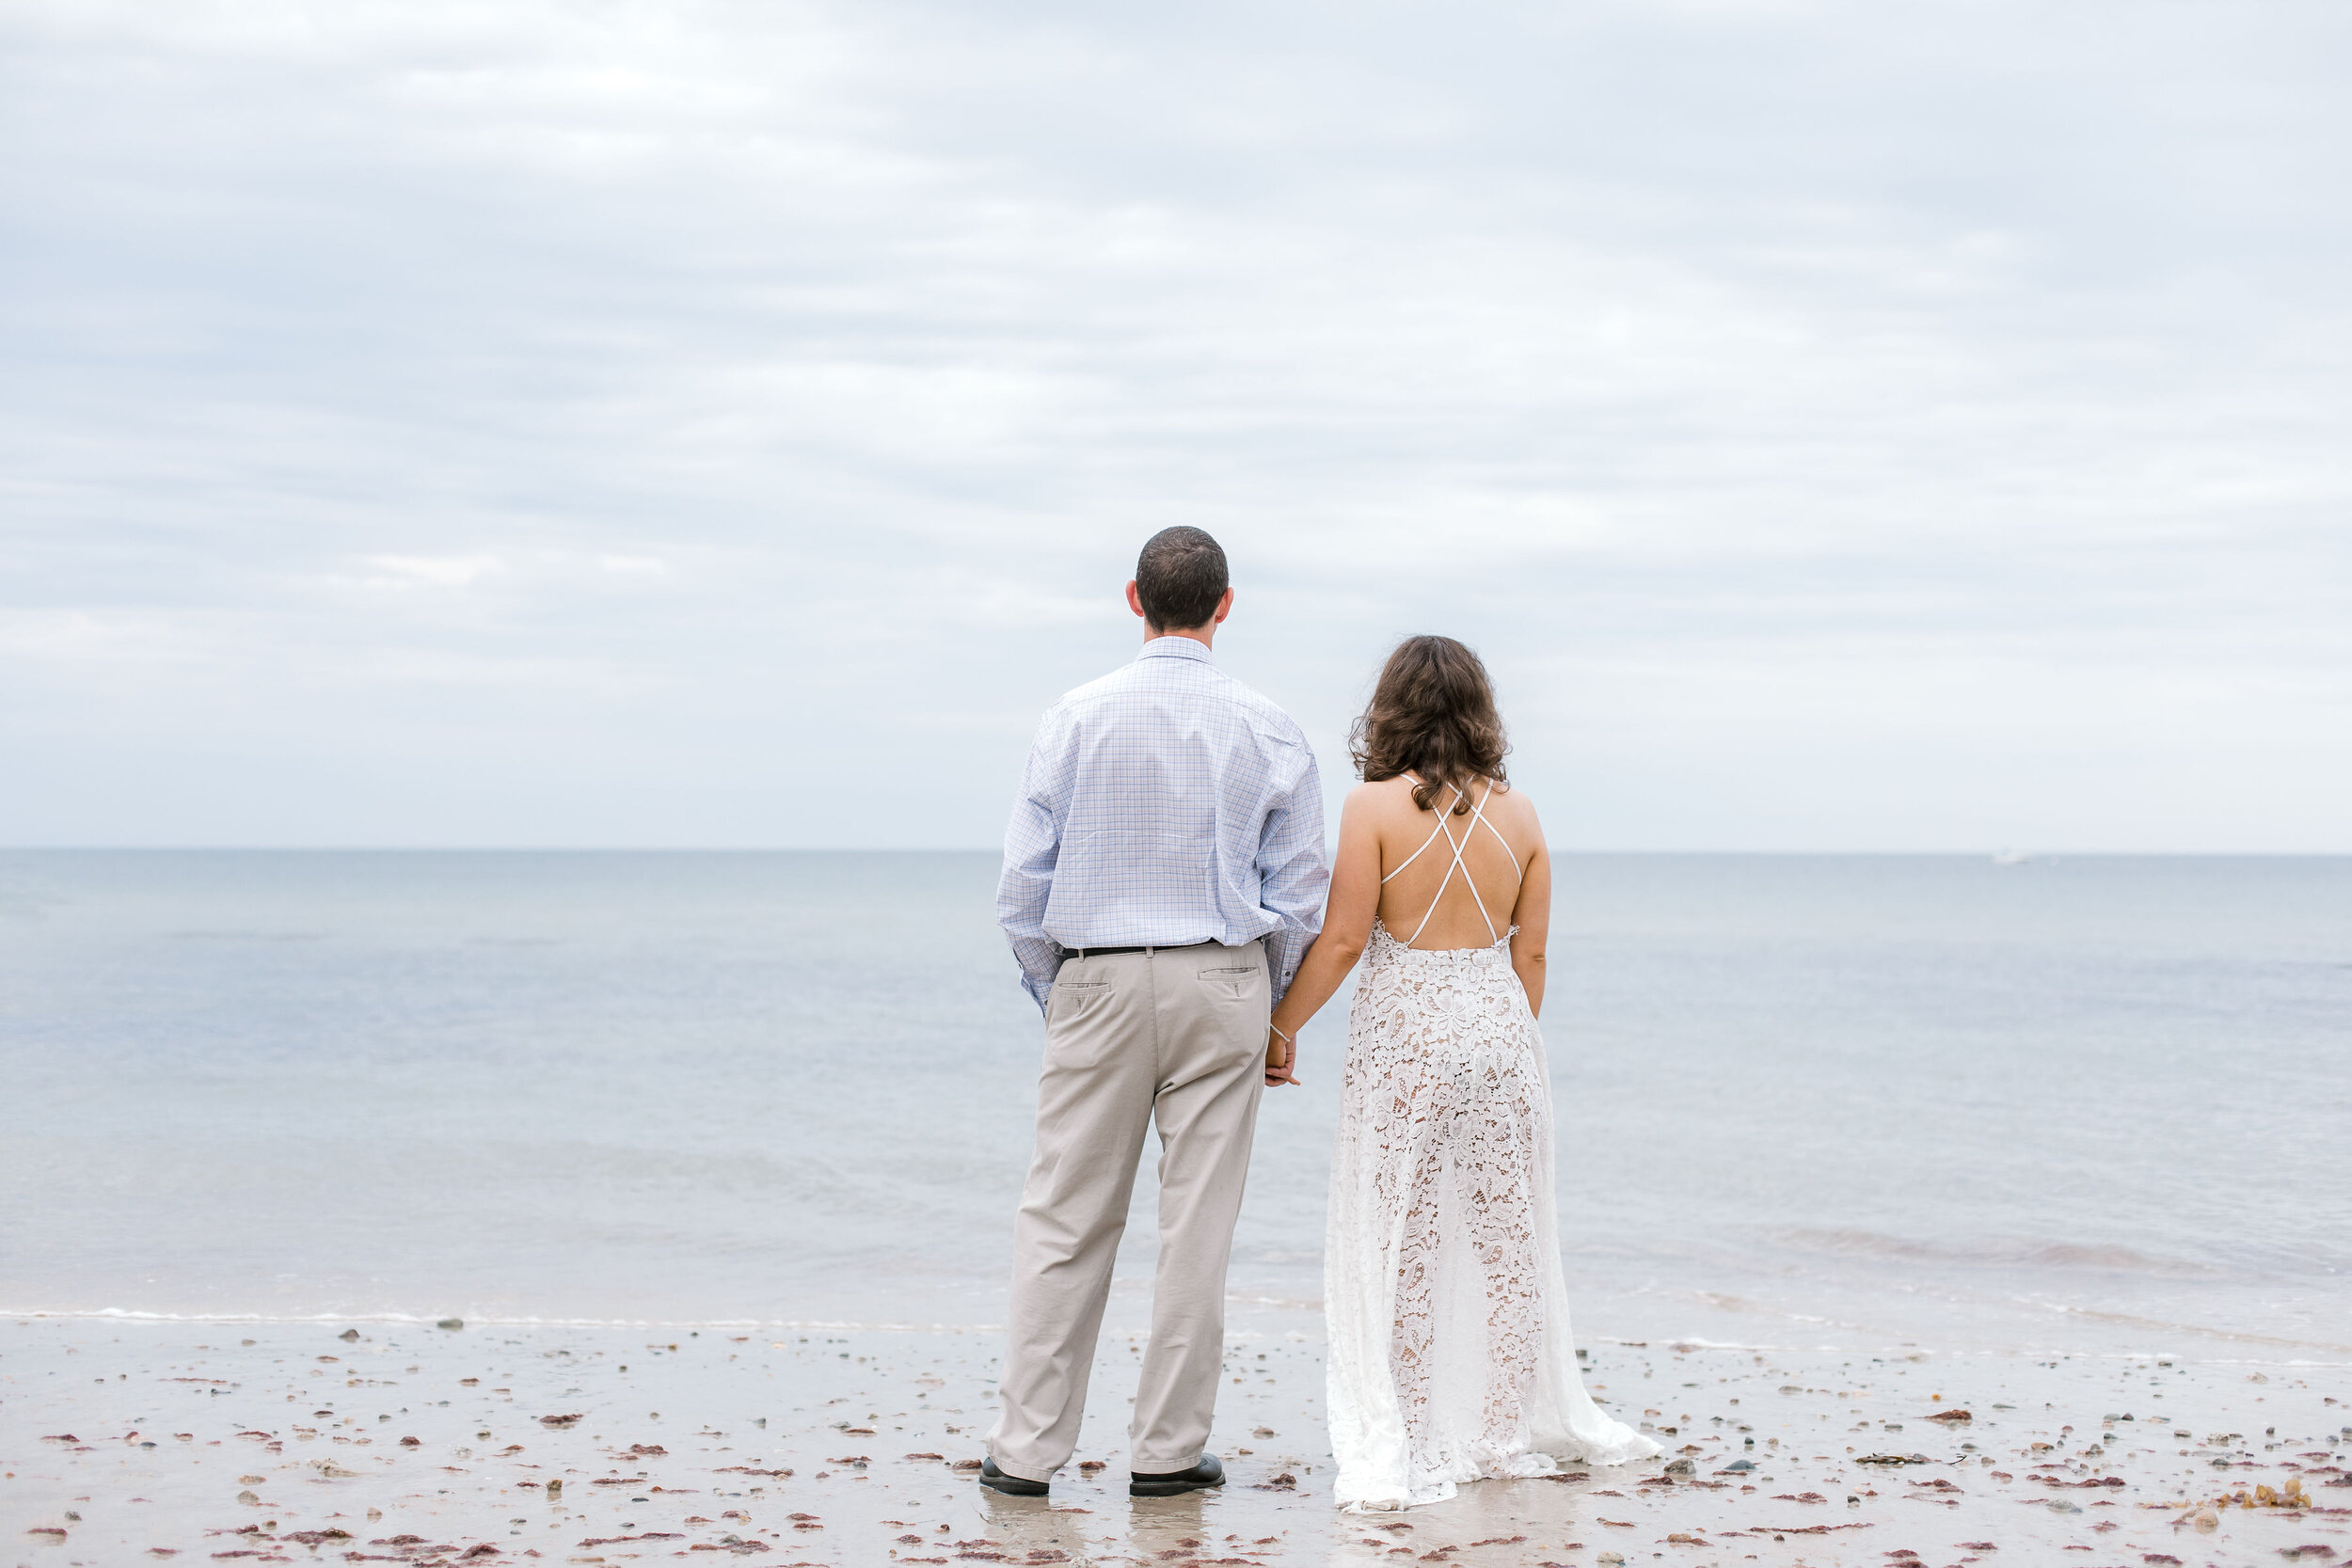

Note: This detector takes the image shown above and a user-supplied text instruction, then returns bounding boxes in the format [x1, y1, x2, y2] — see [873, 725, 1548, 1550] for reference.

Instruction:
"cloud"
[1, 0, 2347, 847]
[359, 554, 506, 589]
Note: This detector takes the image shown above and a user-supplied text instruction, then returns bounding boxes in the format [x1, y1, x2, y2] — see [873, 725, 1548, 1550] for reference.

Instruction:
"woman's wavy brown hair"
[1350, 635, 1510, 815]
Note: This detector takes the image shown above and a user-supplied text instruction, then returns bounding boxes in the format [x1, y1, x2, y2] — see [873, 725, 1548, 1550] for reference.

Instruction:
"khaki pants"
[988, 940, 1270, 1481]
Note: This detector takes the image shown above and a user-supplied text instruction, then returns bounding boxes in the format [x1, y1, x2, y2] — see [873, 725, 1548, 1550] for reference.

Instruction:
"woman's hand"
[1264, 1023, 1299, 1087]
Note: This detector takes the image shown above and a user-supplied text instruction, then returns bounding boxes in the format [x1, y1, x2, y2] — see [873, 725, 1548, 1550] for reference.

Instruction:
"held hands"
[1264, 1022, 1299, 1087]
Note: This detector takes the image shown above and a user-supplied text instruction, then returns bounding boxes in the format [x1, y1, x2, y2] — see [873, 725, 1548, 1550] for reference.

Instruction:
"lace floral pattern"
[1325, 922, 1661, 1511]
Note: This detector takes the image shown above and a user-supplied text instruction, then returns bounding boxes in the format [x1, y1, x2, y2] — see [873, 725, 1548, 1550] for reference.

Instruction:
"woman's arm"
[1509, 827, 1551, 1020]
[1263, 786, 1383, 1085]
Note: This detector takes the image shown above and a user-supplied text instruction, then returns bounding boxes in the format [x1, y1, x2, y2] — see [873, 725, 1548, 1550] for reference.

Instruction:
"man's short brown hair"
[1135, 527, 1229, 631]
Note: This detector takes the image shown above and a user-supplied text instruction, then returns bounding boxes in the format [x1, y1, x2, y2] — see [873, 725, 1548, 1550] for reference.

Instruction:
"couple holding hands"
[984, 527, 1655, 1513]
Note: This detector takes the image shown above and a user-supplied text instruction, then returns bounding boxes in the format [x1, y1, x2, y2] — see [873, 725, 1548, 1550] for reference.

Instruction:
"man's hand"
[1263, 1024, 1299, 1087]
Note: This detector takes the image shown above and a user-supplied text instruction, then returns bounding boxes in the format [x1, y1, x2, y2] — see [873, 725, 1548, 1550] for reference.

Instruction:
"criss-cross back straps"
[1380, 775, 1523, 946]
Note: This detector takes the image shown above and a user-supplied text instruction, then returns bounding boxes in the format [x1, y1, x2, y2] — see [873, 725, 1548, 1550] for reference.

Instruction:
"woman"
[1266, 635, 1658, 1511]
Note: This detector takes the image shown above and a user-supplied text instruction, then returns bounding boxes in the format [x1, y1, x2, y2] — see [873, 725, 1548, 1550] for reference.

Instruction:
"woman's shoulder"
[1337, 777, 1422, 842]
[1343, 775, 1423, 816]
[1482, 778, 1541, 833]
[1484, 776, 1536, 813]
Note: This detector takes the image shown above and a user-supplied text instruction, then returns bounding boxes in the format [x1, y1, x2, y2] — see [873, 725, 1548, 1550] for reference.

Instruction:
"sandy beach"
[6, 1315, 2345, 1567]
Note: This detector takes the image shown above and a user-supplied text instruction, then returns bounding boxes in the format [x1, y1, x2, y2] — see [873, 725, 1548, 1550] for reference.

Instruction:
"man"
[984, 527, 1328, 1499]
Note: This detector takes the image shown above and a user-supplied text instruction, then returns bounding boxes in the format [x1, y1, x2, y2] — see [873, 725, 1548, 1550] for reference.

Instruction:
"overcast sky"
[4, 0, 2347, 850]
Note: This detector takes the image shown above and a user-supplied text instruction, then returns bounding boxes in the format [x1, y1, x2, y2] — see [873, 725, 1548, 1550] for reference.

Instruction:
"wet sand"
[4, 1316, 2346, 1567]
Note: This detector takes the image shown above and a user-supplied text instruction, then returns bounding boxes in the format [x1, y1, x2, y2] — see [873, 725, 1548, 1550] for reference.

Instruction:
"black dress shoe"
[978, 1457, 1049, 1497]
[1130, 1452, 1224, 1497]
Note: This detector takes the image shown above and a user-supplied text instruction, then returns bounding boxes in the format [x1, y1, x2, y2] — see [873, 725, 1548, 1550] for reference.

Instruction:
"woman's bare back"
[1363, 774, 1544, 952]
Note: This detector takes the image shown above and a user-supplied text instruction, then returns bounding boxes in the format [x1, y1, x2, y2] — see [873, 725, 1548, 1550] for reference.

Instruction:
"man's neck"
[1146, 625, 1216, 650]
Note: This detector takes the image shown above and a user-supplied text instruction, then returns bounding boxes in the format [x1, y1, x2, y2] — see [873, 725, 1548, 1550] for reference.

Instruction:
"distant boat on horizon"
[1991, 849, 2035, 865]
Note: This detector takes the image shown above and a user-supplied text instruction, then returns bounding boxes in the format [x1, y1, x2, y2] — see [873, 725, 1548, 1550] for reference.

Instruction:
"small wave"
[1618, 1286, 2352, 1364]
[11, 1307, 2347, 1369]
[1688, 1291, 1853, 1327]
[0, 1307, 1001, 1334]
[2030, 1300, 2352, 1355]
[164, 929, 327, 942]
[1779, 1228, 2218, 1276]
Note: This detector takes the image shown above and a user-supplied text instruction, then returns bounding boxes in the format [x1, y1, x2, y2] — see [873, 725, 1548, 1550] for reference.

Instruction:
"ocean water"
[2, 850, 2345, 1361]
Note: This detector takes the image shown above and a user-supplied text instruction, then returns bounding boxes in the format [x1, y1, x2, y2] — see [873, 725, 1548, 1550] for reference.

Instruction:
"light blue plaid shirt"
[997, 637, 1329, 1013]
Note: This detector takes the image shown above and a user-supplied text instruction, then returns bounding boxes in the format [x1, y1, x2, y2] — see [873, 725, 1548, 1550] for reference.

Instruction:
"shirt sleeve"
[1254, 736, 1329, 1006]
[996, 707, 1072, 1014]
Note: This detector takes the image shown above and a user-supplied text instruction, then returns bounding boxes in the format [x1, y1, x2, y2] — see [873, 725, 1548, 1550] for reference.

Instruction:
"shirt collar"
[1136, 635, 1216, 664]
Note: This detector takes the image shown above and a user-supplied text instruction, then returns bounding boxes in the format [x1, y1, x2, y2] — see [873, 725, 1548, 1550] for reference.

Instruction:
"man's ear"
[1126, 580, 1148, 620]
[1211, 586, 1235, 625]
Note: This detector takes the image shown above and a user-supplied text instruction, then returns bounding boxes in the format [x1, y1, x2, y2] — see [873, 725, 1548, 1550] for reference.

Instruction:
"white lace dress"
[1325, 920, 1660, 1511]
